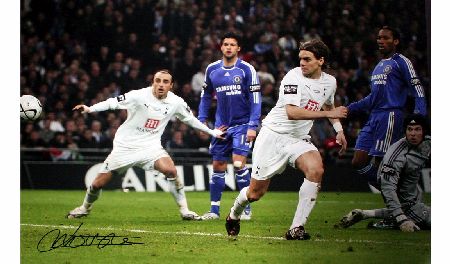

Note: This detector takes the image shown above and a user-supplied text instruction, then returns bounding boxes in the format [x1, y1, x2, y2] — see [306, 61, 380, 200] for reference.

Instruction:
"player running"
[225, 39, 348, 239]
[67, 70, 225, 220]
[198, 32, 261, 220]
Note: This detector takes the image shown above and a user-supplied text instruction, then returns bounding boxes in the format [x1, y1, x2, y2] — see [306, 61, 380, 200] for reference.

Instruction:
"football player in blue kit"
[348, 26, 427, 187]
[198, 32, 261, 220]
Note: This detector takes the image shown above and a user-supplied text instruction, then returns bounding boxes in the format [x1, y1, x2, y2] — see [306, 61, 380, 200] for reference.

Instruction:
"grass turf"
[20, 190, 430, 263]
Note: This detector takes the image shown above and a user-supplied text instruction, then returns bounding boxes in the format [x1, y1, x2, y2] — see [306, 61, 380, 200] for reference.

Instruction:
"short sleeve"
[278, 72, 301, 107]
[324, 77, 337, 106]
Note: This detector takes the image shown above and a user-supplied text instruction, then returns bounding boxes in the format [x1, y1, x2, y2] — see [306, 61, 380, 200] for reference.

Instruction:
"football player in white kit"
[67, 70, 225, 220]
[226, 39, 348, 239]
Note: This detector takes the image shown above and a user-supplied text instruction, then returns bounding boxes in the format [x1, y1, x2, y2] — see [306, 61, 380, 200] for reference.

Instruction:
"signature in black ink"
[37, 223, 144, 252]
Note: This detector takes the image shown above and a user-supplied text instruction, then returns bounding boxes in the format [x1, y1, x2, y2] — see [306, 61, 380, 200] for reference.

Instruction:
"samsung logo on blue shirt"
[216, 85, 242, 92]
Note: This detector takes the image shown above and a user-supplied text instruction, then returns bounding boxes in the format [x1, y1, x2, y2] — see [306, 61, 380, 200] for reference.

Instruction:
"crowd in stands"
[20, 0, 430, 162]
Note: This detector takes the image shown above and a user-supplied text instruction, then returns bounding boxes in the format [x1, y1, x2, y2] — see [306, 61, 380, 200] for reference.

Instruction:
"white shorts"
[251, 126, 318, 180]
[98, 146, 169, 174]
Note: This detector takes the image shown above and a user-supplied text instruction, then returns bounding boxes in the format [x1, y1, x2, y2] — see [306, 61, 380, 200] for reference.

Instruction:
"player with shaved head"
[67, 70, 225, 220]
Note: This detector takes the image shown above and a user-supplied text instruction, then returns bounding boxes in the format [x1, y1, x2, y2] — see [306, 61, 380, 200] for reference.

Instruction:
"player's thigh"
[295, 150, 324, 182]
[354, 121, 375, 154]
[154, 156, 177, 178]
[251, 127, 288, 180]
[352, 149, 370, 167]
[210, 136, 232, 161]
[370, 110, 404, 156]
[100, 150, 134, 174]
[231, 126, 251, 157]
[135, 148, 173, 176]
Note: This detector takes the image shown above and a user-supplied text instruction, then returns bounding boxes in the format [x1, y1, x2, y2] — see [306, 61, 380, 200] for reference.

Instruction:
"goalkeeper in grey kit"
[339, 114, 430, 232]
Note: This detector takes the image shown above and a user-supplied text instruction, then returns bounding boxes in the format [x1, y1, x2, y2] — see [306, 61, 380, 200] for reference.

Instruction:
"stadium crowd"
[20, 0, 430, 162]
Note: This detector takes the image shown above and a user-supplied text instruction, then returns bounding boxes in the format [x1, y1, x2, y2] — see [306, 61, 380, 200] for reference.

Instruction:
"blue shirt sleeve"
[244, 65, 261, 130]
[414, 97, 427, 116]
[397, 55, 427, 116]
[347, 91, 373, 113]
[198, 68, 213, 123]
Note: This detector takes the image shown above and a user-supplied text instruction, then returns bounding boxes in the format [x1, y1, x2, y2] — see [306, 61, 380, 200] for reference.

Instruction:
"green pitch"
[21, 190, 430, 263]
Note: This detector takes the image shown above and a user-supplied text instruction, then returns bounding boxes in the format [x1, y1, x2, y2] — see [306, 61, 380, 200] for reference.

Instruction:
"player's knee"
[157, 164, 177, 179]
[163, 168, 178, 179]
[92, 173, 111, 189]
[247, 193, 261, 202]
[351, 152, 371, 169]
[304, 166, 324, 182]
[351, 157, 364, 169]
[233, 160, 244, 169]
[213, 160, 227, 171]
[312, 166, 325, 176]
[247, 189, 265, 202]
[91, 182, 103, 190]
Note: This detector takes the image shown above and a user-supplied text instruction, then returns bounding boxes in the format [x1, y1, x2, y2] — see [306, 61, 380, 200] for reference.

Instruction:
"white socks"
[290, 179, 319, 229]
[167, 177, 189, 214]
[82, 185, 101, 210]
[362, 208, 390, 219]
[229, 186, 250, 220]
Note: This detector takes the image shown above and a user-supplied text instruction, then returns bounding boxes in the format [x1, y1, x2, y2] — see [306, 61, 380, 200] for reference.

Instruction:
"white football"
[20, 95, 43, 121]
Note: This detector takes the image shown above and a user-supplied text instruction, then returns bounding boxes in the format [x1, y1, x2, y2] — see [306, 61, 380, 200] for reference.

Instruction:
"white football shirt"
[90, 87, 205, 150]
[262, 67, 337, 139]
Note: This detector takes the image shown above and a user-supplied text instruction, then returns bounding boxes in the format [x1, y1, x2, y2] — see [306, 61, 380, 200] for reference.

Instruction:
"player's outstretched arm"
[74, 96, 123, 114]
[176, 101, 227, 139]
[286, 105, 348, 120]
[72, 104, 91, 114]
[188, 120, 227, 139]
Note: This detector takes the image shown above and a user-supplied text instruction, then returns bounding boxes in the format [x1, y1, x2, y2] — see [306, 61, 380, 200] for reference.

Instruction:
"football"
[20, 95, 43, 121]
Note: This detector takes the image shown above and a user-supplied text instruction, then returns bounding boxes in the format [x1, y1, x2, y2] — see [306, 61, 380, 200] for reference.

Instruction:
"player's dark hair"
[220, 32, 241, 46]
[403, 114, 429, 135]
[381, 26, 401, 41]
[299, 39, 331, 68]
[154, 69, 174, 83]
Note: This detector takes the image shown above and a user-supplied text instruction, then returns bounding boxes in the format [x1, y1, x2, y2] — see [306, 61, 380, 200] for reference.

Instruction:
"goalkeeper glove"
[396, 214, 420, 232]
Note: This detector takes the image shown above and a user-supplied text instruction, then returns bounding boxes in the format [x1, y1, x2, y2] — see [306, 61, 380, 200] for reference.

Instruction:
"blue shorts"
[210, 124, 252, 161]
[355, 110, 404, 157]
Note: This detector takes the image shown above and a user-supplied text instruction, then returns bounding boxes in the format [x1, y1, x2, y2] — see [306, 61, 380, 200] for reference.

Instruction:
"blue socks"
[235, 167, 250, 191]
[209, 171, 225, 215]
[235, 167, 251, 213]
[209, 167, 252, 216]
